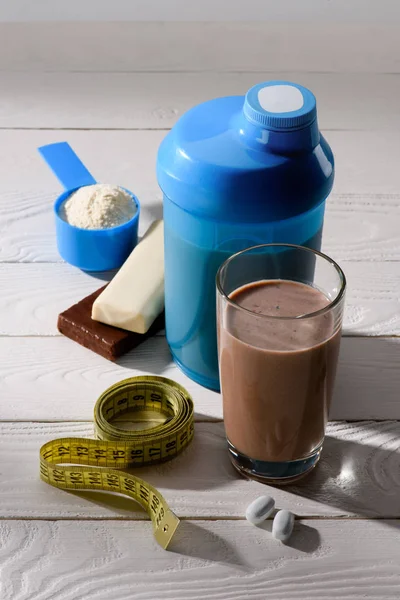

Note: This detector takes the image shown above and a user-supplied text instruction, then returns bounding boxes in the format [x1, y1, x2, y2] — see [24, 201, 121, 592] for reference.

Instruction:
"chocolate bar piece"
[58, 286, 165, 361]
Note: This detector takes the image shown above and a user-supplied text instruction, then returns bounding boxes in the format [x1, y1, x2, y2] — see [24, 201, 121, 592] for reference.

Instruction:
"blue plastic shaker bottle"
[157, 81, 334, 391]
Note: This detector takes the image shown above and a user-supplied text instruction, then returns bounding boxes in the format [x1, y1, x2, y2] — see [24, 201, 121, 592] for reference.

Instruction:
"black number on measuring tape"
[150, 392, 162, 402]
[133, 394, 144, 401]
[52, 469, 66, 483]
[70, 472, 84, 484]
[149, 447, 161, 458]
[58, 445, 70, 456]
[94, 448, 107, 460]
[180, 431, 188, 443]
[106, 474, 119, 488]
[42, 449, 53, 460]
[123, 478, 136, 493]
[139, 484, 149, 503]
[130, 449, 143, 460]
[117, 397, 128, 406]
[156, 507, 165, 526]
[40, 464, 48, 478]
[112, 450, 125, 460]
[165, 441, 176, 452]
[88, 472, 102, 485]
[150, 494, 160, 514]
[76, 446, 89, 457]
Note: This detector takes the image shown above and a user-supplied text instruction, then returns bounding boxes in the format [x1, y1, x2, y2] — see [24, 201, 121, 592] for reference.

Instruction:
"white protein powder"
[60, 184, 137, 229]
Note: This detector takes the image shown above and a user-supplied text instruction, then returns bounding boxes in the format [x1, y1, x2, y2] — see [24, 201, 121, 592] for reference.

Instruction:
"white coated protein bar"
[92, 220, 164, 334]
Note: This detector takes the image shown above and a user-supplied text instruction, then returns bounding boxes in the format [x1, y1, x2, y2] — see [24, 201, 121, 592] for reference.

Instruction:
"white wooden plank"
[1, 129, 399, 195]
[1, 72, 399, 131]
[1, 336, 399, 422]
[1, 191, 399, 263]
[0, 22, 399, 73]
[1, 261, 399, 336]
[1, 263, 113, 335]
[0, 130, 399, 263]
[3, 0, 400, 23]
[1, 518, 400, 600]
[1, 191, 400, 264]
[322, 193, 400, 262]
[1, 421, 400, 520]
[0, 335, 219, 422]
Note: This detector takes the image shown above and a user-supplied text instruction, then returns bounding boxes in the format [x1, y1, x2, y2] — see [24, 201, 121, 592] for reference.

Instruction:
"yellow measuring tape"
[39, 376, 194, 550]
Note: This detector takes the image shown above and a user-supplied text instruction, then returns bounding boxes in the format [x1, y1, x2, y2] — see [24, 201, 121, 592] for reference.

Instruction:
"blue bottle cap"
[244, 81, 317, 130]
[157, 80, 333, 224]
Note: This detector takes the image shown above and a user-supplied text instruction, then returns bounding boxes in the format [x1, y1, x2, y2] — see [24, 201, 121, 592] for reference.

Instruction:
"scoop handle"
[38, 142, 97, 190]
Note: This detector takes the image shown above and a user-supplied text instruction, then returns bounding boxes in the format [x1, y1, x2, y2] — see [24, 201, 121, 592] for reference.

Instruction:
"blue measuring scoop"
[38, 142, 140, 272]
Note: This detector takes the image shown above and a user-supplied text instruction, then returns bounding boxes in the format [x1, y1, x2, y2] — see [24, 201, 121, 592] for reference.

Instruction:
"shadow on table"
[169, 520, 247, 569]
[141, 199, 163, 223]
[68, 425, 234, 521]
[114, 330, 221, 421]
[70, 417, 400, 520]
[258, 518, 321, 554]
[115, 333, 173, 373]
[331, 337, 400, 421]
[68, 421, 400, 558]
[283, 420, 400, 529]
[83, 269, 117, 282]
[72, 489, 148, 515]
[68, 493, 247, 567]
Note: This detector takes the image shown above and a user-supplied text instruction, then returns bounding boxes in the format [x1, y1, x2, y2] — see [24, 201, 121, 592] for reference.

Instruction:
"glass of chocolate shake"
[217, 244, 346, 484]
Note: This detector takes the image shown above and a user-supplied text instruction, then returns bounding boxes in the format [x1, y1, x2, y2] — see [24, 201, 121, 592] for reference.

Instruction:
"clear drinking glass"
[216, 244, 346, 484]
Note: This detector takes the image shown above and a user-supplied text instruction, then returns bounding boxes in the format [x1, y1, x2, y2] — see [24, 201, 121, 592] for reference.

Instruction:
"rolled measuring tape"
[39, 376, 194, 550]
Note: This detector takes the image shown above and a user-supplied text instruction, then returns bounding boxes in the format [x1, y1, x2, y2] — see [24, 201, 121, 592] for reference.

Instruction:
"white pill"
[272, 510, 295, 541]
[245, 495, 275, 525]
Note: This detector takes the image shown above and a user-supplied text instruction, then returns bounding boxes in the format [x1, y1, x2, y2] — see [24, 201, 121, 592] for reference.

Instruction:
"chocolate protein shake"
[219, 280, 342, 465]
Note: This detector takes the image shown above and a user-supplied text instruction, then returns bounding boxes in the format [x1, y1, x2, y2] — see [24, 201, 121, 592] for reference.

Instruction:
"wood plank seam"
[0, 126, 391, 132]
[0, 515, 395, 522]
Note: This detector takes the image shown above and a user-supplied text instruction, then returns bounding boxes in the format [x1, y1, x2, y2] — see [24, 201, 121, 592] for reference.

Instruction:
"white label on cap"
[258, 85, 304, 113]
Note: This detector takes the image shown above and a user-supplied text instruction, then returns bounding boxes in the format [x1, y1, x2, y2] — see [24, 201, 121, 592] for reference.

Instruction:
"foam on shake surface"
[228, 280, 332, 352]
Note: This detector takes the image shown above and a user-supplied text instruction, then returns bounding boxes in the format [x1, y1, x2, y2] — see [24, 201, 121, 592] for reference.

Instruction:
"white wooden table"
[1, 22, 400, 600]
